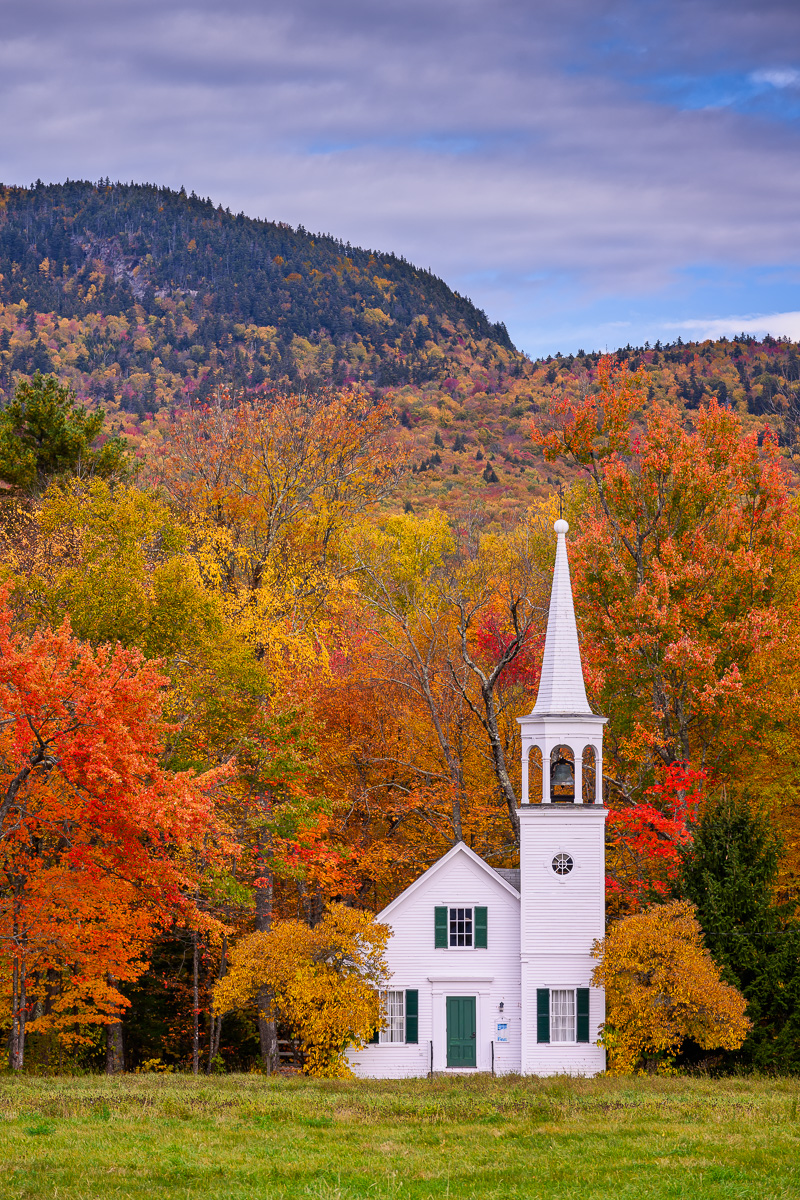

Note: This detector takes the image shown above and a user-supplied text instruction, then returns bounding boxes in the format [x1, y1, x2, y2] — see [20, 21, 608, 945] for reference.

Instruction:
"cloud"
[751, 68, 800, 88]
[666, 311, 800, 342]
[2, 0, 800, 353]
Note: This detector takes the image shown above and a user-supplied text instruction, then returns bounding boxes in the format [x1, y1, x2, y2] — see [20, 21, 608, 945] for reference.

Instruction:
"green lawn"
[0, 1073, 798, 1199]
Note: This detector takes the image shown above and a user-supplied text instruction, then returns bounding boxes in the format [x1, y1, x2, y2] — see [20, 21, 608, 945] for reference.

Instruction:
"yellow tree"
[591, 899, 750, 1074]
[213, 904, 390, 1077]
[3, 479, 219, 659]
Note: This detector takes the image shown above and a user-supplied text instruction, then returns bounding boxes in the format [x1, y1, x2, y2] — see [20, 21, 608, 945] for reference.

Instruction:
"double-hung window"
[379, 990, 405, 1043]
[550, 989, 575, 1042]
[450, 906, 472, 947]
[434, 906, 488, 948]
[536, 987, 590, 1044]
[370, 989, 418, 1044]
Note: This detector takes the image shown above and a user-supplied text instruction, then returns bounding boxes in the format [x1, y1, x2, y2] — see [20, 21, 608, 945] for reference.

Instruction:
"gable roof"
[378, 841, 521, 921]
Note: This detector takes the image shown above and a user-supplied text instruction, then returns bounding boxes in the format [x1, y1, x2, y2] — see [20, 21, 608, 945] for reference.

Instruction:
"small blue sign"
[496, 1022, 508, 1042]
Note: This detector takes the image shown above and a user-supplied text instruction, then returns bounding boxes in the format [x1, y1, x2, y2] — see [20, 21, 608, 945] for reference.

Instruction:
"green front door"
[446, 996, 476, 1067]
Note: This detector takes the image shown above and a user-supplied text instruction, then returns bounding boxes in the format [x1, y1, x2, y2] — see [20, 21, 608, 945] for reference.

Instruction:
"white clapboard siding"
[519, 807, 607, 953]
[518, 805, 607, 1075]
[349, 843, 522, 1077]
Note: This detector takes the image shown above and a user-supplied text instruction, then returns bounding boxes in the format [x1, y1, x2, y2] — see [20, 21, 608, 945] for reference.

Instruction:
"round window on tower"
[552, 852, 574, 876]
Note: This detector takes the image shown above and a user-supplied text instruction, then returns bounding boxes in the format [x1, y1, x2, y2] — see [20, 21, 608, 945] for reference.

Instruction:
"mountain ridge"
[0, 179, 512, 356]
[1, 180, 799, 518]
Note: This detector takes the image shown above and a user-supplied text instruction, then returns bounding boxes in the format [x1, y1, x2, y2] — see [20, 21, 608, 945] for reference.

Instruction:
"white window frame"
[550, 988, 576, 1043]
[379, 990, 405, 1043]
[449, 906, 473, 948]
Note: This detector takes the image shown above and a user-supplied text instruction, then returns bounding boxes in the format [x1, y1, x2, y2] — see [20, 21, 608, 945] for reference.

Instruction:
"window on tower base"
[536, 988, 591, 1043]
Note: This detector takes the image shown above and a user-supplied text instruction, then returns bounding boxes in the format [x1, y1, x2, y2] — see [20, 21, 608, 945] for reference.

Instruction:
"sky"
[3, 0, 800, 357]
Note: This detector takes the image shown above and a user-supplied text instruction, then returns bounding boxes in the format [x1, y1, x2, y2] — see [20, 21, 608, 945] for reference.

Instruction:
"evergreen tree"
[0, 372, 129, 489]
[679, 791, 800, 1070]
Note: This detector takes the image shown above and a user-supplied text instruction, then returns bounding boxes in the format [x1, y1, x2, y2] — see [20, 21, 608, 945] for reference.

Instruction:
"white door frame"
[427, 976, 494, 1073]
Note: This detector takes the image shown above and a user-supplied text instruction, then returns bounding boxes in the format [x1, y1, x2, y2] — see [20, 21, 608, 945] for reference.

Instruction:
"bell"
[550, 754, 575, 801]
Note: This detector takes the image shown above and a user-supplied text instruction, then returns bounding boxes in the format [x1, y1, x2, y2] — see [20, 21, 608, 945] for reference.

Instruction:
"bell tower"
[517, 519, 608, 1074]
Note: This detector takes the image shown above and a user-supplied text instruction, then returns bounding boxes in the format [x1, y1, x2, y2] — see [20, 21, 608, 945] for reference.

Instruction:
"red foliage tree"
[0, 596, 229, 1069]
[606, 762, 706, 914]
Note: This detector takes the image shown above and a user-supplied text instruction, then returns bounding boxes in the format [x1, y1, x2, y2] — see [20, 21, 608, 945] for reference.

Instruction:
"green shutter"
[537, 988, 550, 1043]
[434, 906, 448, 948]
[405, 989, 418, 1043]
[474, 906, 488, 948]
[576, 988, 590, 1043]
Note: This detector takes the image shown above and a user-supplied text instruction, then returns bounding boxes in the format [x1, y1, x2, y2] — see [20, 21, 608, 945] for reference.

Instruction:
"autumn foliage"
[1, 347, 800, 1077]
[592, 900, 750, 1075]
[606, 762, 705, 915]
[0, 595, 228, 1067]
[213, 905, 390, 1077]
[533, 357, 799, 793]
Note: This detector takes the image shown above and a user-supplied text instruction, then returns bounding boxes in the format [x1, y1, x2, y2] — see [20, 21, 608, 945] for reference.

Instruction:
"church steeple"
[531, 519, 592, 717]
[518, 520, 606, 806]
[516, 521, 609, 1077]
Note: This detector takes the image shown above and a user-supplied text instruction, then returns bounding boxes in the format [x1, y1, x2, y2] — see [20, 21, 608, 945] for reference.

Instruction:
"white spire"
[531, 519, 592, 716]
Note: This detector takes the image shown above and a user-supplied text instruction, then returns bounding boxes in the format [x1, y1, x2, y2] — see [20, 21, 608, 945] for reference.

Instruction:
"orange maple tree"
[0, 595, 229, 1069]
[532, 356, 800, 794]
[156, 385, 401, 603]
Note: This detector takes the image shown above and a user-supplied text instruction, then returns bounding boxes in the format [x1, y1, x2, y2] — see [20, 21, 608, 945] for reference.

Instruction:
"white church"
[350, 519, 608, 1076]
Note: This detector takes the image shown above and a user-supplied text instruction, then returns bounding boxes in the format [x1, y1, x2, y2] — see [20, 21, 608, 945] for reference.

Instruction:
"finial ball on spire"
[554, 518, 569, 535]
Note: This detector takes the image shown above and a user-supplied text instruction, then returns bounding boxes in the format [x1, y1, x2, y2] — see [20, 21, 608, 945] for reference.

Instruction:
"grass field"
[0, 1072, 798, 1199]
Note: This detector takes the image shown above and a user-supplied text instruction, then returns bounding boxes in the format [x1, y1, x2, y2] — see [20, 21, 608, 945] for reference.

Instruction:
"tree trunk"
[10, 955, 26, 1071]
[257, 986, 279, 1073]
[105, 1021, 124, 1074]
[206, 934, 227, 1074]
[105, 974, 125, 1074]
[192, 930, 200, 1075]
[255, 854, 279, 1074]
[9, 898, 26, 1072]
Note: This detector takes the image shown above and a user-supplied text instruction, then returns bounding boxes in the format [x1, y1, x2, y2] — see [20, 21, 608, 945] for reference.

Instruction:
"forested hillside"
[2, 181, 800, 517]
[0, 179, 512, 399]
[396, 333, 800, 518]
